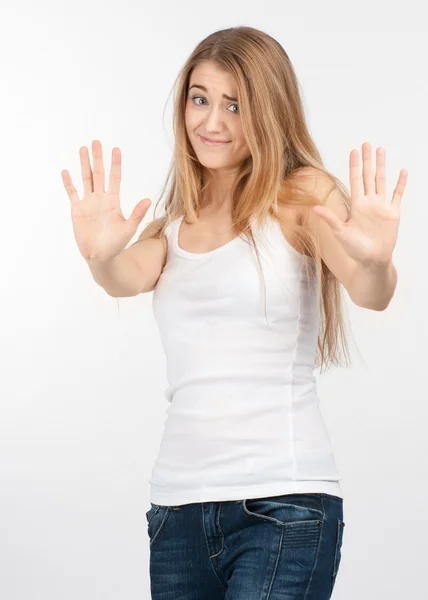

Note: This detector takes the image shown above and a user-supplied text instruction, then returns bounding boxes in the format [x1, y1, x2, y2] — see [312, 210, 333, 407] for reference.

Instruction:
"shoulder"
[280, 167, 356, 290]
[275, 166, 347, 258]
[281, 166, 348, 228]
[288, 165, 337, 205]
[274, 201, 306, 257]
[276, 166, 327, 233]
[138, 216, 168, 243]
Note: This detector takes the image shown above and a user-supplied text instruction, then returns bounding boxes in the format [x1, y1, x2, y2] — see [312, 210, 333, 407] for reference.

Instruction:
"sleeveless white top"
[149, 210, 343, 505]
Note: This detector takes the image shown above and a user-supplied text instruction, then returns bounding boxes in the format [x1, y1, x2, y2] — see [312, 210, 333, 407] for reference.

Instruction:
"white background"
[1, 1, 426, 598]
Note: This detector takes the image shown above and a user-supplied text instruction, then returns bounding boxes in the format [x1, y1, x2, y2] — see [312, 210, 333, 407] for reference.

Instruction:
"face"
[185, 61, 251, 175]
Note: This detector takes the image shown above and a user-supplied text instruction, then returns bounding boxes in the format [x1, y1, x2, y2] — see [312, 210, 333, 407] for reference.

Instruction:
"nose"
[203, 105, 226, 133]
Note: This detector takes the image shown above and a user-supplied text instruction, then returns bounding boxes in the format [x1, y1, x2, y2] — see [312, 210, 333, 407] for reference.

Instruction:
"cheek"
[235, 131, 249, 152]
[185, 111, 200, 137]
[233, 123, 247, 146]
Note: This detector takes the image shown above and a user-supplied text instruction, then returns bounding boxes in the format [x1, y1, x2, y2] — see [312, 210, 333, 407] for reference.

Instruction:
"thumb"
[128, 198, 152, 226]
[312, 205, 343, 233]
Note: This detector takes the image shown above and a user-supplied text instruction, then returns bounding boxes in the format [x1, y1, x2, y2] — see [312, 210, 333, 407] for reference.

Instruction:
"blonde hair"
[134, 25, 356, 373]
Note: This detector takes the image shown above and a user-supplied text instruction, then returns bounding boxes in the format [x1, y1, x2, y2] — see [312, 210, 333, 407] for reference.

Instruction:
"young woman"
[62, 26, 407, 600]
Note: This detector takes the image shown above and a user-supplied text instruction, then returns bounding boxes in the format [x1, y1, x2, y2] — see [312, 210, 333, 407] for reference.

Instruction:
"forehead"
[189, 62, 237, 93]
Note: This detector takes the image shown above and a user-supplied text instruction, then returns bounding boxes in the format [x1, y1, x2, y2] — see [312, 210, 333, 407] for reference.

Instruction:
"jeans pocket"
[243, 494, 323, 527]
[145, 503, 159, 525]
[332, 519, 345, 589]
[145, 503, 170, 547]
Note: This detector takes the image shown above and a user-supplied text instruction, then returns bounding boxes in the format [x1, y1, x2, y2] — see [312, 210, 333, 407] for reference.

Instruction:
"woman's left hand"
[312, 142, 408, 267]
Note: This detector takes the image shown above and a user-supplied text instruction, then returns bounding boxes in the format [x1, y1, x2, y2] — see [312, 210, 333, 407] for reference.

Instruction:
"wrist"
[357, 257, 394, 272]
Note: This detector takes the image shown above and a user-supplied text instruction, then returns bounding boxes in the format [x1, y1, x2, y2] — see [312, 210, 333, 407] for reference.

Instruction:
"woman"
[61, 26, 407, 600]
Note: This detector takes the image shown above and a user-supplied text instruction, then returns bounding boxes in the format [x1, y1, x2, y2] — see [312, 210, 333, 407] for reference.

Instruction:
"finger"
[362, 142, 375, 196]
[129, 198, 152, 222]
[349, 149, 363, 200]
[312, 205, 344, 233]
[391, 169, 408, 209]
[107, 147, 122, 196]
[79, 146, 93, 197]
[92, 140, 105, 194]
[375, 146, 387, 199]
[61, 170, 80, 206]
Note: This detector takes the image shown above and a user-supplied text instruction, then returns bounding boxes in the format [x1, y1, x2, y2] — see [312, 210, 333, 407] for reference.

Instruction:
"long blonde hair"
[134, 26, 355, 373]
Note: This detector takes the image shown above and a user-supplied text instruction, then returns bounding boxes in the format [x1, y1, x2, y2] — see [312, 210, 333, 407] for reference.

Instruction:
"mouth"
[199, 135, 231, 146]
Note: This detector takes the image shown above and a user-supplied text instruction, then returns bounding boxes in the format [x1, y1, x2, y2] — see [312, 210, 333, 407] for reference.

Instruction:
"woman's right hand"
[61, 140, 151, 263]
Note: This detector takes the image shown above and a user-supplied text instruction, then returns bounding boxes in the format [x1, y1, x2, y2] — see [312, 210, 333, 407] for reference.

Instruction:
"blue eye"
[190, 95, 238, 114]
[191, 95, 205, 106]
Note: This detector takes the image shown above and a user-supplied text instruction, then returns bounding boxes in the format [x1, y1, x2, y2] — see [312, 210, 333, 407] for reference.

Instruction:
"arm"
[87, 217, 167, 297]
[87, 252, 144, 297]
[345, 260, 397, 311]
[300, 174, 396, 310]
[293, 148, 406, 311]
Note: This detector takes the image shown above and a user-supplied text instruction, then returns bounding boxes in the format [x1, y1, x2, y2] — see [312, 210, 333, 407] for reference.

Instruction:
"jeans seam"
[202, 504, 227, 591]
[209, 502, 225, 559]
[332, 519, 344, 580]
[302, 495, 326, 600]
[149, 507, 171, 547]
[265, 524, 286, 599]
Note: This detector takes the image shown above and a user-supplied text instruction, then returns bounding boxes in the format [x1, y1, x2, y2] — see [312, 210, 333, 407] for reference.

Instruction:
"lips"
[199, 135, 231, 146]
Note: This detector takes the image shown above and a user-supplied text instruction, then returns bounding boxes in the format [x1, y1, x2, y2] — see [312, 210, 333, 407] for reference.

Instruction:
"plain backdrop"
[1, 1, 426, 599]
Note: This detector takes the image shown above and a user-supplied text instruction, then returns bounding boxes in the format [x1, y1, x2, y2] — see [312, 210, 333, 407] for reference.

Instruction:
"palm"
[313, 143, 407, 266]
[62, 141, 151, 263]
[71, 192, 128, 260]
[339, 191, 400, 265]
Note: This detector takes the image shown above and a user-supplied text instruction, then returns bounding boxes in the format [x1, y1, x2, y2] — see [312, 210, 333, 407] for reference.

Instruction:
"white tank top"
[149, 210, 343, 505]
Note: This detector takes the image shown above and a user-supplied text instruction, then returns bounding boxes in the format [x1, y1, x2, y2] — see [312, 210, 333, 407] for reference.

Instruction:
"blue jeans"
[146, 492, 345, 599]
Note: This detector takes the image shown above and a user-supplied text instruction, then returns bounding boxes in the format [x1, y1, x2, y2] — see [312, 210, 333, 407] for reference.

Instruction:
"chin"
[194, 154, 231, 167]
[200, 161, 234, 170]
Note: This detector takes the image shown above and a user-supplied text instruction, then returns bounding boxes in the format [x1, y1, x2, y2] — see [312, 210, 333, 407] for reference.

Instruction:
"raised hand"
[312, 142, 408, 267]
[61, 140, 151, 263]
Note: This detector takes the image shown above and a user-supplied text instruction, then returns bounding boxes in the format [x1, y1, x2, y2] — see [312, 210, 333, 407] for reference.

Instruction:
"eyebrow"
[188, 84, 238, 102]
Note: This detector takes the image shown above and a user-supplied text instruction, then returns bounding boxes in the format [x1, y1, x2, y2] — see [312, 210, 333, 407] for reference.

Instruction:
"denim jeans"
[146, 492, 345, 599]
